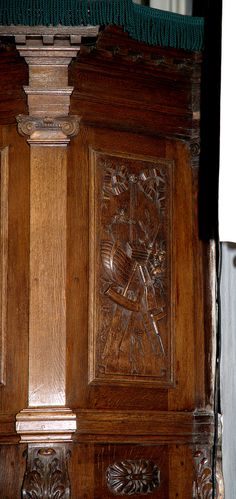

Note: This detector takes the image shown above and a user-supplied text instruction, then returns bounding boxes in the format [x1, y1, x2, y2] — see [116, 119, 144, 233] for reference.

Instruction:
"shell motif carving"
[22, 445, 71, 499]
[106, 459, 160, 495]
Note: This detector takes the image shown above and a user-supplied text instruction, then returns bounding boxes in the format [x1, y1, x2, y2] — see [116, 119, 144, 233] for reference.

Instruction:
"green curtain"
[0, 0, 204, 51]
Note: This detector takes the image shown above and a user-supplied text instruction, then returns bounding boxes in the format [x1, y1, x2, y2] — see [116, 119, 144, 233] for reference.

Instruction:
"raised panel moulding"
[0, 147, 9, 386]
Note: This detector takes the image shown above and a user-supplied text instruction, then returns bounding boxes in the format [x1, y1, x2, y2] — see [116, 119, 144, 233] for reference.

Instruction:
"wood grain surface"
[0, 26, 216, 498]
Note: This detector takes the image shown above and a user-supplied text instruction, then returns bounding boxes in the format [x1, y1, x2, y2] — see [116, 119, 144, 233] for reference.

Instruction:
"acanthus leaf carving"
[22, 445, 71, 499]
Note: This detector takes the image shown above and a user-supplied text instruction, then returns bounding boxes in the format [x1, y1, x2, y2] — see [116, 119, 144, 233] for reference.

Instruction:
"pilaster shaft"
[12, 27, 98, 442]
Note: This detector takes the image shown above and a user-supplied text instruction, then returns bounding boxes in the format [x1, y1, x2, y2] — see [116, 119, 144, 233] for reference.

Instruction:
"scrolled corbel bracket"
[16, 114, 81, 146]
[22, 443, 72, 499]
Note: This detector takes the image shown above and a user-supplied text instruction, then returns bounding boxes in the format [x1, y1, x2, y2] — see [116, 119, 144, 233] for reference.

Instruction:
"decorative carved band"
[16, 115, 80, 146]
[106, 459, 160, 495]
[22, 444, 71, 499]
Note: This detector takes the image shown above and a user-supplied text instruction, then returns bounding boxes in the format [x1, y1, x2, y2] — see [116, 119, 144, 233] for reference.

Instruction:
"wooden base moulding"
[16, 408, 77, 443]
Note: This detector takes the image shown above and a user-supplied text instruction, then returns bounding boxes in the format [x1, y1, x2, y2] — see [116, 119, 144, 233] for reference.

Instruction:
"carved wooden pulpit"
[0, 2, 220, 497]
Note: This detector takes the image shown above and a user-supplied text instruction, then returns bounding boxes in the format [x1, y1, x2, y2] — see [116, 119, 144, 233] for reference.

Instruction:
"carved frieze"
[89, 151, 173, 385]
[106, 459, 160, 495]
[22, 445, 71, 499]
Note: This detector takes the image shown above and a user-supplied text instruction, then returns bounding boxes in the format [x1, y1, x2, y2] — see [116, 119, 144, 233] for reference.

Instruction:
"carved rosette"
[16, 115, 80, 146]
[106, 459, 160, 495]
[22, 445, 71, 499]
[193, 449, 213, 499]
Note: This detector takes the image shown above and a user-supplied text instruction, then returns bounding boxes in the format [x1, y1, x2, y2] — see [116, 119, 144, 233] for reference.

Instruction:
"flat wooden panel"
[169, 443, 195, 497]
[0, 444, 26, 498]
[0, 41, 28, 125]
[0, 146, 9, 386]
[89, 150, 173, 386]
[29, 146, 67, 407]
[69, 443, 95, 499]
[0, 124, 29, 415]
[167, 141, 196, 411]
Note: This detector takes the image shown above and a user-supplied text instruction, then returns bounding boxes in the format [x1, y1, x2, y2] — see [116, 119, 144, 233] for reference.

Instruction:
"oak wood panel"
[66, 125, 207, 414]
[73, 410, 214, 445]
[0, 40, 28, 125]
[0, 146, 9, 385]
[0, 124, 29, 415]
[69, 443, 95, 499]
[166, 140, 196, 411]
[0, 25, 214, 499]
[29, 146, 67, 407]
[70, 26, 201, 140]
[169, 444, 195, 498]
[0, 444, 26, 498]
[67, 126, 168, 411]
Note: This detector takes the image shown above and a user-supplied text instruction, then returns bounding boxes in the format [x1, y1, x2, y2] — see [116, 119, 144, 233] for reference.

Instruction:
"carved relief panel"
[89, 151, 174, 386]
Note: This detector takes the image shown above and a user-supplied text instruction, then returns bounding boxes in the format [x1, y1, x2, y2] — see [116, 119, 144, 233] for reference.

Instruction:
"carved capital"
[16, 115, 80, 146]
[22, 444, 71, 498]
[106, 459, 160, 495]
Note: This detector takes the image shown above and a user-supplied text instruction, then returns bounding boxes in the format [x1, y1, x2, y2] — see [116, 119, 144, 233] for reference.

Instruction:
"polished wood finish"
[0, 146, 9, 385]
[29, 146, 67, 407]
[0, 26, 216, 497]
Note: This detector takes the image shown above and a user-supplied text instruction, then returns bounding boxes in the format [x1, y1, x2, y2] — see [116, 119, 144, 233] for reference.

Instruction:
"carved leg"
[22, 444, 71, 499]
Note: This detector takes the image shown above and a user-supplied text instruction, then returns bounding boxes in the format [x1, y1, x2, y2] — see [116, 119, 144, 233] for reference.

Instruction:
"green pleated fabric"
[0, 0, 204, 51]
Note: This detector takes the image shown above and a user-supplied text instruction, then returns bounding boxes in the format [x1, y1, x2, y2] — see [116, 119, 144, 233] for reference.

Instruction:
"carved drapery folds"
[106, 459, 160, 496]
[22, 445, 71, 499]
